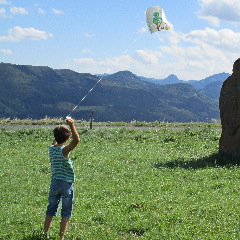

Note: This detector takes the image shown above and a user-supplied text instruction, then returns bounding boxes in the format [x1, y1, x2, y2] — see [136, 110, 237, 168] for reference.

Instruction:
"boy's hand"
[66, 118, 74, 126]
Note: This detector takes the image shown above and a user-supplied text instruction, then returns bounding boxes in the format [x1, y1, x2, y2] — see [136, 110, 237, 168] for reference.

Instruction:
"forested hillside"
[0, 63, 219, 122]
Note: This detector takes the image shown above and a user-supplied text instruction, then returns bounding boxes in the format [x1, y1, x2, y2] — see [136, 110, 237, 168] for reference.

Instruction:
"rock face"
[219, 61, 240, 162]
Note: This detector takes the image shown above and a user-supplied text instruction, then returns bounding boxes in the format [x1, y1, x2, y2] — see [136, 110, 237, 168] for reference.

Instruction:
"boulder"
[219, 59, 240, 162]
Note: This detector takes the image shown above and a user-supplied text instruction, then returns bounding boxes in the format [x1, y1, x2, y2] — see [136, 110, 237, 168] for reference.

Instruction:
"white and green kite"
[146, 6, 170, 34]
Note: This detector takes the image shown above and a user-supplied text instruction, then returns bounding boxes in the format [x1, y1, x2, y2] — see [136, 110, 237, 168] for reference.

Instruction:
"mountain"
[102, 71, 155, 89]
[188, 73, 230, 90]
[141, 72, 229, 89]
[0, 63, 219, 122]
[140, 74, 183, 85]
[140, 72, 230, 102]
[199, 81, 223, 100]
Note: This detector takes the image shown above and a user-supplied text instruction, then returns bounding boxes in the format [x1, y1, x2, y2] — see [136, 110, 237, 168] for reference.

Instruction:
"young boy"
[44, 118, 80, 239]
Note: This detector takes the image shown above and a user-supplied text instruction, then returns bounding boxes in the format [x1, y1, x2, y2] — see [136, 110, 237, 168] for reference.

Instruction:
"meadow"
[1, 124, 240, 239]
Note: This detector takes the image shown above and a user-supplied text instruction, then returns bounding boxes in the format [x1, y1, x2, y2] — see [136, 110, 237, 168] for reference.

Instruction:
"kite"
[145, 6, 170, 34]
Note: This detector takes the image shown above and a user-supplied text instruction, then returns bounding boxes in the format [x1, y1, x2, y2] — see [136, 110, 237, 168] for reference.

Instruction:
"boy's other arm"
[62, 120, 80, 158]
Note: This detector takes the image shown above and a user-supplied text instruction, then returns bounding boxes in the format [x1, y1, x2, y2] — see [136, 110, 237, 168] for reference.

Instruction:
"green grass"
[1, 125, 240, 239]
[0, 117, 221, 128]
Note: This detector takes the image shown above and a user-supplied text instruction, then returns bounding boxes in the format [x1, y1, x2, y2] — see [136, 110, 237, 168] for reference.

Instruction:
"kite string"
[66, 38, 138, 118]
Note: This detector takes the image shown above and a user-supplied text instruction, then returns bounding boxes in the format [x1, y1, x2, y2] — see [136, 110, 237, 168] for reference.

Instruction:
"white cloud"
[0, 26, 53, 42]
[198, 0, 240, 25]
[82, 48, 91, 54]
[152, 28, 237, 79]
[159, 44, 227, 70]
[134, 49, 161, 64]
[0, 7, 7, 17]
[148, 27, 239, 79]
[72, 25, 239, 80]
[83, 33, 95, 38]
[0, 0, 10, 4]
[73, 55, 135, 74]
[10, 6, 28, 15]
[38, 8, 45, 14]
[166, 30, 181, 45]
[74, 58, 95, 65]
[52, 8, 64, 15]
[183, 27, 240, 51]
[132, 45, 233, 80]
[0, 49, 12, 54]
[138, 27, 147, 34]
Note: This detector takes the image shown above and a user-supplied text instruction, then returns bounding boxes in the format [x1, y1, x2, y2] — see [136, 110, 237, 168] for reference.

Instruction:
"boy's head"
[53, 125, 71, 144]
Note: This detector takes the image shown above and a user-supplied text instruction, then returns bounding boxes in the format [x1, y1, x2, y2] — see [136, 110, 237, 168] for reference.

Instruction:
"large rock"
[219, 59, 240, 162]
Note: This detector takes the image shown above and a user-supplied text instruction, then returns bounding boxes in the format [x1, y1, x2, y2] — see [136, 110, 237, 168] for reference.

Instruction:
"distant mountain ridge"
[140, 74, 183, 85]
[140, 72, 230, 88]
[0, 63, 223, 122]
[140, 72, 230, 101]
[188, 73, 230, 90]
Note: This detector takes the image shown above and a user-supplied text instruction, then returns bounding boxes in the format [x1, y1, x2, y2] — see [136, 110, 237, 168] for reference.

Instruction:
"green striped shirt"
[49, 145, 75, 183]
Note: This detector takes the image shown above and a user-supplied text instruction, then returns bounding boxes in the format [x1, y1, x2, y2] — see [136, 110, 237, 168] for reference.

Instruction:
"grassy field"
[1, 124, 240, 239]
[0, 117, 221, 128]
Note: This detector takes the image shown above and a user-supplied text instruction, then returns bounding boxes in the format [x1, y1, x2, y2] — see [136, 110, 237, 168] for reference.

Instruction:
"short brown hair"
[53, 125, 71, 144]
[233, 58, 240, 72]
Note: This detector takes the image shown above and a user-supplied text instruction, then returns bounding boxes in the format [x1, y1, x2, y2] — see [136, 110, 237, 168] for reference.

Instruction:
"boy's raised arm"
[62, 119, 80, 158]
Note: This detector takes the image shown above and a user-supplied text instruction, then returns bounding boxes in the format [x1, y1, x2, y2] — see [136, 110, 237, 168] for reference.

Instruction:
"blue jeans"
[46, 179, 74, 218]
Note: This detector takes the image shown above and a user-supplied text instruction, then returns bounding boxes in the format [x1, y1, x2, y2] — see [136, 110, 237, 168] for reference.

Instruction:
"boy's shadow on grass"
[153, 152, 240, 170]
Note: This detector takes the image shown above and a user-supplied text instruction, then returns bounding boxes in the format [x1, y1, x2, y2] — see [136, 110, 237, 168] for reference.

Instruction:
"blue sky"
[0, 0, 239, 80]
